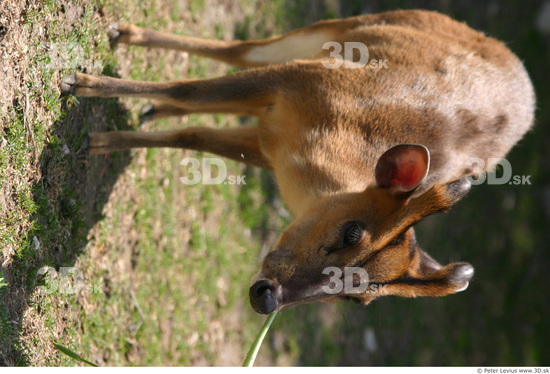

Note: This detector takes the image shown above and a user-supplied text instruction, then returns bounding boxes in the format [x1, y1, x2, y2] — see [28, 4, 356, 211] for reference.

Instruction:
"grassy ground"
[1, 0, 549, 367]
[0, 0, 292, 366]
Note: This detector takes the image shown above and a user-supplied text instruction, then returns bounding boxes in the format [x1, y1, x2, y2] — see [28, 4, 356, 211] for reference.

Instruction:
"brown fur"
[61, 10, 535, 313]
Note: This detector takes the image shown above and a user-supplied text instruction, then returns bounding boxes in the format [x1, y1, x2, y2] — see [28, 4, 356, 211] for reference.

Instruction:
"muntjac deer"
[61, 10, 535, 314]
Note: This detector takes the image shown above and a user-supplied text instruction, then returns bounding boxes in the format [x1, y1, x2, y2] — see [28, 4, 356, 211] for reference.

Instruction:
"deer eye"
[342, 222, 363, 247]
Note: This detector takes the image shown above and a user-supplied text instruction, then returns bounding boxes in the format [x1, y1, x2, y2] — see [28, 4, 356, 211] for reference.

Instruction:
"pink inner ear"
[390, 154, 422, 189]
[375, 145, 430, 193]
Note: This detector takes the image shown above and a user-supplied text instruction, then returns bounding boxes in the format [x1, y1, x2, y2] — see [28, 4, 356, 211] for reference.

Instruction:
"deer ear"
[375, 144, 430, 197]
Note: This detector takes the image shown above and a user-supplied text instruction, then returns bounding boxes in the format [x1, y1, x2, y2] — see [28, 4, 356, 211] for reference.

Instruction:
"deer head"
[250, 145, 474, 314]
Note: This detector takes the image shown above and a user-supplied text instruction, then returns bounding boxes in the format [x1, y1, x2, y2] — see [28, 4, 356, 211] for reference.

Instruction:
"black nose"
[249, 280, 280, 314]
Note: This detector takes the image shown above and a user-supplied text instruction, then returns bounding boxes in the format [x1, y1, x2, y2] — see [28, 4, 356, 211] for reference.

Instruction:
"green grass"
[0, 273, 10, 348]
[0, 0, 292, 366]
[0, 0, 133, 365]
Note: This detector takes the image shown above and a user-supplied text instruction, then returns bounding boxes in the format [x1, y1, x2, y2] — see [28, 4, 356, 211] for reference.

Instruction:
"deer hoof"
[108, 23, 121, 44]
[140, 103, 156, 123]
[81, 132, 90, 153]
[60, 73, 77, 95]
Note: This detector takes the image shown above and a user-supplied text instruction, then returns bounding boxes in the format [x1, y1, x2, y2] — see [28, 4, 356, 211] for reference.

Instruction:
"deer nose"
[249, 279, 281, 314]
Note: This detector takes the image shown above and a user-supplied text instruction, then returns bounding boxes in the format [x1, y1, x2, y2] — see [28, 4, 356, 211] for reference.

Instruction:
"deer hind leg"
[139, 102, 189, 122]
[139, 101, 230, 122]
[108, 18, 365, 67]
[61, 68, 278, 116]
[89, 126, 270, 169]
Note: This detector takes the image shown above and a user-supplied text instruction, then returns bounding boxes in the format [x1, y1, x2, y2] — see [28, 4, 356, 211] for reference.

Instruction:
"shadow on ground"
[0, 96, 133, 365]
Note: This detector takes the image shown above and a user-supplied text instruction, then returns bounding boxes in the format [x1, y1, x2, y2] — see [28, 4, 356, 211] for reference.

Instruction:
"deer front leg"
[89, 126, 270, 169]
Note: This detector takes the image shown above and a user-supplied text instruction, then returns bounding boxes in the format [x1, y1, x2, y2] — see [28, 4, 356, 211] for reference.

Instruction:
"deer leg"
[138, 100, 257, 122]
[89, 126, 270, 169]
[61, 70, 277, 117]
[107, 18, 364, 67]
[140, 102, 201, 122]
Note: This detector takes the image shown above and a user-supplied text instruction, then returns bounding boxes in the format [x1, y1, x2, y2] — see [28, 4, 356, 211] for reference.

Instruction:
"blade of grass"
[243, 311, 278, 367]
[52, 342, 98, 367]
